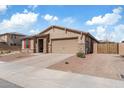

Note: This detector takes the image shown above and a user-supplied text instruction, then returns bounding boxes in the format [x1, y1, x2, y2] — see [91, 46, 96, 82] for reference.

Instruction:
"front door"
[38, 39, 43, 52]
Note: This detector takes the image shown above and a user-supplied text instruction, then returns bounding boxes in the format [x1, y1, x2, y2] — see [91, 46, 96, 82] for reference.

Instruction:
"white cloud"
[28, 5, 38, 11]
[0, 11, 39, 34]
[32, 5, 38, 10]
[113, 7, 123, 14]
[89, 24, 124, 42]
[42, 14, 59, 22]
[87, 7, 124, 42]
[30, 29, 40, 35]
[1, 12, 38, 27]
[86, 7, 123, 26]
[23, 9, 28, 13]
[89, 26, 112, 41]
[0, 5, 8, 13]
[63, 17, 75, 25]
[111, 24, 124, 42]
[93, 26, 106, 40]
[88, 29, 95, 33]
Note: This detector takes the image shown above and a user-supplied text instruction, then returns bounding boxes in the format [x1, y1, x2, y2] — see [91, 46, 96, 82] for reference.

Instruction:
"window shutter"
[26, 39, 28, 48]
[28, 39, 30, 48]
[24, 39, 30, 48]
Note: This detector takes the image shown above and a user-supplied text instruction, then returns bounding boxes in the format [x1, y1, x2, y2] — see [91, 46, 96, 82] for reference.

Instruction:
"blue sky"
[0, 5, 124, 42]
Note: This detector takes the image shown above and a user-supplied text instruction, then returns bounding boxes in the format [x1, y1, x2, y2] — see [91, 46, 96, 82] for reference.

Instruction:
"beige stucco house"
[22, 25, 99, 54]
[0, 32, 26, 46]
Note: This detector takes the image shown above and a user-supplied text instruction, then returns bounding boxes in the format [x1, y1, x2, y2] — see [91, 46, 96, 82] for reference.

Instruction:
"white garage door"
[52, 38, 78, 53]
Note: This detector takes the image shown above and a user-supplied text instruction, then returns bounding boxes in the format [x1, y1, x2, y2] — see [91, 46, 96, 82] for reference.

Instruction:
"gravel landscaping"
[48, 54, 124, 80]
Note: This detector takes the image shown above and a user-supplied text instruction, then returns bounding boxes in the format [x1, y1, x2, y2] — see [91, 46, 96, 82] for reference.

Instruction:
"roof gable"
[0, 32, 26, 36]
[39, 25, 99, 42]
[39, 25, 87, 35]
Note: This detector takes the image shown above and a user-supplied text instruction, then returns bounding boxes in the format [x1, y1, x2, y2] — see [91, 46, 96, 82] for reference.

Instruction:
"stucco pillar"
[119, 43, 124, 56]
[48, 43, 51, 53]
[36, 39, 39, 53]
[30, 39, 34, 53]
[48, 39, 52, 53]
[22, 40, 24, 49]
[82, 35, 86, 54]
[43, 38, 47, 53]
[93, 42, 97, 54]
[78, 35, 85, 53]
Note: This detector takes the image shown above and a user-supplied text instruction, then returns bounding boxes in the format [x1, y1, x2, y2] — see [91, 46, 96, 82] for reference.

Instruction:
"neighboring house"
[0, 32, 26, 46]
[22, 25, 99, 54]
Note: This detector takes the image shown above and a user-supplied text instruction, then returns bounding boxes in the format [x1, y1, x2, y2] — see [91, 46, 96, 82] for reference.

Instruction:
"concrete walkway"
[0, 53, 124, 88]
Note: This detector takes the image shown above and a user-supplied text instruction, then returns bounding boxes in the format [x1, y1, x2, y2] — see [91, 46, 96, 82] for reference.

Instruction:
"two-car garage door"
[52, 38, 78, 53]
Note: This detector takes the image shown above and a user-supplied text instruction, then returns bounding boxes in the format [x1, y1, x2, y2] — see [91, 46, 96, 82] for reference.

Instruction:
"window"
[10, 43, 13, 46]
[14, 35, 16, 39]
[11, 35, 13, 39]
[85, 41, 90, 54]
[24, 39, 30, 48]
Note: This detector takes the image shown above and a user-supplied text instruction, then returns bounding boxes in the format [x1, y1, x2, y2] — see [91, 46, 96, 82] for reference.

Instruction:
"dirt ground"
[0, 52, 34, 62]
[48, 54, 124, 80]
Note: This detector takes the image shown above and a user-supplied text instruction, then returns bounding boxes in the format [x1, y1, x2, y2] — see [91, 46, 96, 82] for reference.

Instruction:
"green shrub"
[77, 52, 85, 58]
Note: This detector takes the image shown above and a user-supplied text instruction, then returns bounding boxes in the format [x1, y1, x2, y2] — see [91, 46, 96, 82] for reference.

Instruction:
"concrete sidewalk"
[0, 68, 124, 88]
[0, 78, 22, 88]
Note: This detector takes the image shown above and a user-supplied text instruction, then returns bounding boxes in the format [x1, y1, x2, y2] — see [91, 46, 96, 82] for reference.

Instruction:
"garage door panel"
[52, 39, 78, 53]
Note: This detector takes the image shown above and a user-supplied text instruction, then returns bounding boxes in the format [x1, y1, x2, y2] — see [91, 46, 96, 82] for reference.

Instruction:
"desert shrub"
[76, 52, 85, 58]
[7, 50, 11, 53]
[65, 61, 69, 64]
[0, 51, 3, 54]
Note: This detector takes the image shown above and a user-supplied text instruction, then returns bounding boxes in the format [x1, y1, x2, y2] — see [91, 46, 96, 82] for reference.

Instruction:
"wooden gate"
[97, 43, 119, 54]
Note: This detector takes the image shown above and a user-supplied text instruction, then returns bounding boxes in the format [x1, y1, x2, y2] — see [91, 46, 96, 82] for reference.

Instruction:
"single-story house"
[0, 32, 26, 46]
[22, 25, 99, 54]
